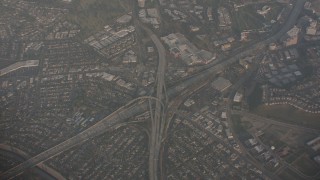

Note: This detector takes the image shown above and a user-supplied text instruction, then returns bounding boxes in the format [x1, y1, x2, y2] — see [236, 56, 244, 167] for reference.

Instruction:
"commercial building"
[212, 77, 232, 92]
[306, 21, 317, 36]
[283, 26, 300, 47]
[116, 14, 132, 24]
[84, 25, 135, 58]
[218, 7, 232, 27]
[161, 33, 216, 65]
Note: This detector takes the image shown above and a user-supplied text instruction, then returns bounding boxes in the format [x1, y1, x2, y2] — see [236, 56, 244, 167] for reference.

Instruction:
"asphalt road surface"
[0, 0, 306, 179]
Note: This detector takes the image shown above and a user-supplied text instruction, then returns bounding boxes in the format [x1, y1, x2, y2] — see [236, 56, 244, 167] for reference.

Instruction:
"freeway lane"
[137, 21, 167, 180]
[173, 0, 305, 95]
[133, 1, 168, 178]
[0, 99, 150, 180]
[0, 144, 66, 180]
[1, 0, 306, 179]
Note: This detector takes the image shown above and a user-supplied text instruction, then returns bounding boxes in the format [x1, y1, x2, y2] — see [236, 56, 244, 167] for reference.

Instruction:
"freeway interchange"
[0, 0, 308, 179]
[137, 21, 168, 180]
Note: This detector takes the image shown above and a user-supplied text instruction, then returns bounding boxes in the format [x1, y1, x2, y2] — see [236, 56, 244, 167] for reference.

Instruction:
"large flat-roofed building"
[0, 60, 39, 77]
[212, 77, 232, 92]
[283, 26, 300, 47]
[161, 33, 216, 65]
[84, 25, 135, 58]
[116, 14, 132, 24]
[306, 21, 317, 35]
[218, 7, 232, 27]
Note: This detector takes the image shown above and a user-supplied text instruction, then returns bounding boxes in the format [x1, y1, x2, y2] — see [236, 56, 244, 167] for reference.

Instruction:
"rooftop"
[116, 14, 132, 24]
[287, 26, 300, 37]
[212, 77, 232, 92]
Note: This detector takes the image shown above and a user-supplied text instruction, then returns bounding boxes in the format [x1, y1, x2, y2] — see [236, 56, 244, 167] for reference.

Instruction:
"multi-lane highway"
[0, 144, 66, 180]
[137, 21, 168, 180]
[0, 97, 151, 180]
[167, 0, 306, 97]
[0, 0, 306, 179]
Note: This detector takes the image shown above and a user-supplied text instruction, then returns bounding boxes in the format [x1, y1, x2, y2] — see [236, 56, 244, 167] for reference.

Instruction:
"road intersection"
[0, 0, 307, 179]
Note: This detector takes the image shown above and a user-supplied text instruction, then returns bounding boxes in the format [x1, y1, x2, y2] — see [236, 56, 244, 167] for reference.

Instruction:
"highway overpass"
[0, 0, 306, 179]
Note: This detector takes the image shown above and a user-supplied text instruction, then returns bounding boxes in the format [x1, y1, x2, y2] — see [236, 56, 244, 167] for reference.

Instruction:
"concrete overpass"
[138, 21, 168, 180]
[0, 0, 306, 179]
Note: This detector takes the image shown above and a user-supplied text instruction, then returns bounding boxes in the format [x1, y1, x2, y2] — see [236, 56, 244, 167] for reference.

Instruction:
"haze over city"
[0, 0, 320, 179]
